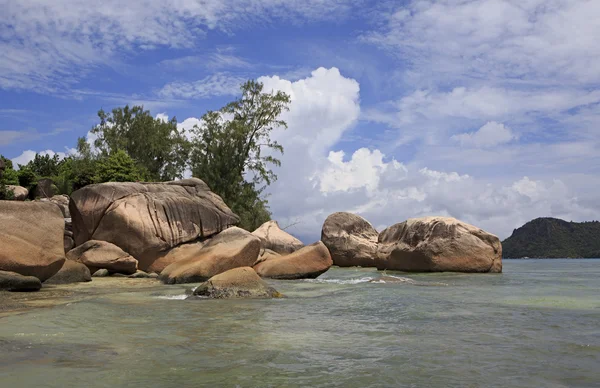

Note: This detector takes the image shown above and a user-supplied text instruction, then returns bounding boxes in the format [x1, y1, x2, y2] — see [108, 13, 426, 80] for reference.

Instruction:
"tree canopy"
[92, 105, 190, 181]
[190, 80, 291, 230]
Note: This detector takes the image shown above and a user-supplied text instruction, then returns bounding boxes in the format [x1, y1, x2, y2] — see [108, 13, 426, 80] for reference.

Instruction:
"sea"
[1, 259, 599, 387]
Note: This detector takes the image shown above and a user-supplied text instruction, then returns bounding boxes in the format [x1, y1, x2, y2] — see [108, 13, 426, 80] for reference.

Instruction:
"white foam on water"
[155, 294, 188, 300]
[370, 276, 417, 284]
[303, 277, 375, 285]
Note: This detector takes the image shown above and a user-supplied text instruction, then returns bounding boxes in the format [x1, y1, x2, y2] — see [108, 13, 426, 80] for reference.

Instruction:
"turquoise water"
[1, 259, 599, 387]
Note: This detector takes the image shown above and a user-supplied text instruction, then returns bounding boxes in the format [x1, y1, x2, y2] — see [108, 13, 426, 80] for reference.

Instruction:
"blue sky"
[1, 0, 599, 242]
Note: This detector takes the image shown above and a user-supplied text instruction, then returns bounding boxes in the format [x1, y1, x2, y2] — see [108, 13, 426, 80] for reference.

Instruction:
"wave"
[155, 294, 188, 300]
[303, 277, 375, 285]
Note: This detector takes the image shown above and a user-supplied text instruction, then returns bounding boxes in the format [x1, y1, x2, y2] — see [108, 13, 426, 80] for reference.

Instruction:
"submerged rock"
[128, 270, 159, 279]
[252, 220, 304, 254]
[0, 270, 42, 292]
[190, 267, 282, 299]
[160, 227, 261, 284]
[376, 216, 502, 273]
[45, 260, 91, 284]
[321, 212, 378, 268]
[0, 201, 65, 281]
[67, 240, 138, 275]
[69, 178, 239, 272]
[253, 241, 333, 280]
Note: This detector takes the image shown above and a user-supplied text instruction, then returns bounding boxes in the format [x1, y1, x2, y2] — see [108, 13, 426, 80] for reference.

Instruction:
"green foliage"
[94, 150, 144, 183]
[190, 80, 291, 231]
[91, 105, 190, 181]
[21, 153, 63, 177]
[17, 166, 37, 188]
[502, 218, 600, 258]
[0, 155, 16, 200]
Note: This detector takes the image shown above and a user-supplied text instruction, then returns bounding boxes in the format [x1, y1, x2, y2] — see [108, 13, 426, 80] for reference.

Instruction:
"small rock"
[0, 270, 42, 292]
[92, 269, 110, 277]
[189, 267, 282, 299]
[127, 270, 158, 279]
[45, 260, 91, 284]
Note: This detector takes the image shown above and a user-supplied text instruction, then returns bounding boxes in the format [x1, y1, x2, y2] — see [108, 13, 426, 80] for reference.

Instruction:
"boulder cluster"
[1, 178, 501, 298]
[321, 212, 502, 273]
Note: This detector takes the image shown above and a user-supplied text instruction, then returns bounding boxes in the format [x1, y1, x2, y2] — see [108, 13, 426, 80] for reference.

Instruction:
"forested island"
[502, 218, 600, 258]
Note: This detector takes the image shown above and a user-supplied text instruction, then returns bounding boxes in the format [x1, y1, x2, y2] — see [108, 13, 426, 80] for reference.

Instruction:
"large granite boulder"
[0, 270, 42, 291]
[66, 240, 138, 275]
[69, 178, 239, 272]
[7, 185, 28, 201]
[160, 227, 261, 284]
[252, 221, 304, 254]
[45, 260, 92, 284]
[0, 201, 65, 281]
[253, 241, 333, 279]
[376, 217, 502, 273]
[190, 267, 282, 299]
[321, 212, 378, 267]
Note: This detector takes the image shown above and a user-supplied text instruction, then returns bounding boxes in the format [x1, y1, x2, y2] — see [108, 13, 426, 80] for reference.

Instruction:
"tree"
[21, 153, 63, 177]
[91, 105, 190, 181]
[94, 150, 144, 183]
[190, 80, 291, 230]
[0, 155, 16, 200]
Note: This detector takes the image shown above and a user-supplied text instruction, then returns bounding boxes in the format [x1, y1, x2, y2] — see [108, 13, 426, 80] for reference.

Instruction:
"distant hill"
[502, 218, 600, 258]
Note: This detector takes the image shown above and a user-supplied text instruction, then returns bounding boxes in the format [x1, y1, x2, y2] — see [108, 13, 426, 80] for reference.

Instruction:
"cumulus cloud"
[452, 121, 516, 148]
[11, 148, 76, 168]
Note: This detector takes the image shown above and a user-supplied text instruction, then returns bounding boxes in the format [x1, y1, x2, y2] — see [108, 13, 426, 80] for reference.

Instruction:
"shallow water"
[1, 259, 599, 387]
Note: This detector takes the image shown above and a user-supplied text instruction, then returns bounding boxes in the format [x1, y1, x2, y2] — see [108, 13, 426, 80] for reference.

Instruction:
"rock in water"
[66, 241, 138, 275]
[190, 267, 282, 299]
[160, 227, 261, 284]
[252, 220, 304, 254]
[376, 217, 502, 273]
[253, 241, 333, 279]
[0, 201, 65, 281]
[0, 270, 42, 291]
[6, 185, 28, 201]
[69, 178, 239, 272]
[321, 212, 378, 267]
[45, 260, 92, 284]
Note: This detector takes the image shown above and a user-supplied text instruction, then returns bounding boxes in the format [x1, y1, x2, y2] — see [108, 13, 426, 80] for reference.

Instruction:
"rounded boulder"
[321, 212, 378, 267]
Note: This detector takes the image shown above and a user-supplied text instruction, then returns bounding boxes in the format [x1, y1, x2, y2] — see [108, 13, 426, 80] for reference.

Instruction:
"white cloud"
[11, 148, 76, 168]
[1, 0, 359, 92]
[366, 0, 600, 86]
[452, 121, 516, 148]
[158, 73, 245, 99]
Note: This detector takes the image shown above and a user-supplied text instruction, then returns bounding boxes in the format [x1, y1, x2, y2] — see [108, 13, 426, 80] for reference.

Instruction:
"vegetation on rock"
[502, 217, 600, 258]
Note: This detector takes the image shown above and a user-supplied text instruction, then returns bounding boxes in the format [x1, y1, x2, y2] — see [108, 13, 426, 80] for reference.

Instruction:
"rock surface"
[252, 221, 304, 254]
[69, 178, 239, 272]
[253, 249, 282, 266]
[40, 195, 70, 218]
[128, 270, 159, 279]
[66, 240, 138, 275]
[7, 185, 28, 201]
[45, 260, 92, 284]
[376, 217, 502, 273]
[0, 270, 42, 291]
[160, 227, 261, 284]
[0, 201, 66, 281]
[253, 241, 333, 279]
[190, 267, 282, 299]
[321, 212, 378, 267]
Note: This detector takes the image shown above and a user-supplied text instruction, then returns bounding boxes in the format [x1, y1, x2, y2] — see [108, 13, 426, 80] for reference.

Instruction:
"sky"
[1, 0, 599, 243]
